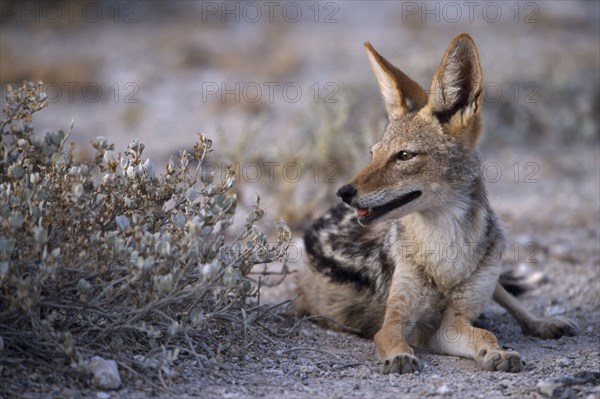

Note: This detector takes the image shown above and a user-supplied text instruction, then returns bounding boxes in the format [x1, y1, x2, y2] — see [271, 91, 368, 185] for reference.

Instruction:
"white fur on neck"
[401, 195, 484, 292]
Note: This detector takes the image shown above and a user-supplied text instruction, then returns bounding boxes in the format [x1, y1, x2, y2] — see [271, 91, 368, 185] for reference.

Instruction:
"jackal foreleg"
[429, 312, 522, 372]
[374, 271, 425, 374]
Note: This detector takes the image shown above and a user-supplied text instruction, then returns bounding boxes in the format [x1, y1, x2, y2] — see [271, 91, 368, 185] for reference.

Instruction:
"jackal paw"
[536, 316, 579, 339]
[479, 349, 522, 372]
[381, 353, 421, 374]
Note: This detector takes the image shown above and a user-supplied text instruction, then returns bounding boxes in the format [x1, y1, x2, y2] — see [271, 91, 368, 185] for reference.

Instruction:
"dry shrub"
[0, 82, 291, 392]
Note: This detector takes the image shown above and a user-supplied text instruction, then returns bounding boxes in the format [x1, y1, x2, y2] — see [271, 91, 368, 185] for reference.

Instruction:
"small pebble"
[437, 384, 452, 396]
[537, 380, 560, 396]
[87, 356, 121, 390]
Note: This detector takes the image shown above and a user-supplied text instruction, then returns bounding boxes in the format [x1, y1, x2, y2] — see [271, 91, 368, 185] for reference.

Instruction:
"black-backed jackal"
[297, 33, 579, 374]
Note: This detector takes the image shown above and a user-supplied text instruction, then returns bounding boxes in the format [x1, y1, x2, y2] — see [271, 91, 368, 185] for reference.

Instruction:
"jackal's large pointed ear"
[427, 33, 483, 149]
[365, 42, 427, 120]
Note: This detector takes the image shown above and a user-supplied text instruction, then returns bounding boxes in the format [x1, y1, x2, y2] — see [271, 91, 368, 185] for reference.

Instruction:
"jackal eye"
[395, 151, 416, 161]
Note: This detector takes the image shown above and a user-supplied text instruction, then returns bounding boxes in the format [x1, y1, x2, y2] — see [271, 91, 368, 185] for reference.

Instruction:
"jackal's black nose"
[337, 184, 356, 204]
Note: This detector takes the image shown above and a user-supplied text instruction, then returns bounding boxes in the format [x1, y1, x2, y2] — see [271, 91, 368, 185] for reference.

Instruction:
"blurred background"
[1, 0, 598, 237]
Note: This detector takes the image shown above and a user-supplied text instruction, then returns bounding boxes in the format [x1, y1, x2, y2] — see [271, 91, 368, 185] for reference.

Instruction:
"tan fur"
[364, 42, 427, 117]
[297, 33, 578, 375]
[296, 268, 385, 337]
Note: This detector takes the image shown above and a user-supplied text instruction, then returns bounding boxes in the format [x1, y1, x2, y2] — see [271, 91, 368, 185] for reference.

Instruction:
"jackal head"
[337, 33, 485, 225]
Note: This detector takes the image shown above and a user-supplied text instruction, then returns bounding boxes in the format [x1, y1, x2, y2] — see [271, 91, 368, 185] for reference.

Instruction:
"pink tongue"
[356, 208, 370, 217]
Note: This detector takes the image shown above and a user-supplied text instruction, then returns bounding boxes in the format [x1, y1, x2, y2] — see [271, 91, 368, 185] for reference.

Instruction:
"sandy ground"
[1, 1, 599, 398]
